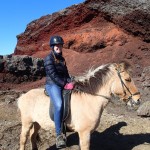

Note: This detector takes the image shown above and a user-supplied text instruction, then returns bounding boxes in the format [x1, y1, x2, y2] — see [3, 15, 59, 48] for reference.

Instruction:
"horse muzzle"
[127, 97, 141, 107]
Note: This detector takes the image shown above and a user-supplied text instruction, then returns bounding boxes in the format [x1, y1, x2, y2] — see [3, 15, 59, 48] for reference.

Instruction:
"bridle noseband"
[117, 70, 140, 106]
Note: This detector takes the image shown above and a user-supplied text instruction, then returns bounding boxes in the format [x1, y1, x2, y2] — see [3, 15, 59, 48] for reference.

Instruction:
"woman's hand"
[64, 82, 74, 90]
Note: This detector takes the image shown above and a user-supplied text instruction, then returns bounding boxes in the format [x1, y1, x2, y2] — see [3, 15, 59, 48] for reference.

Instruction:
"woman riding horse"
[44, 35, 74, 148]
[18, 61, 141, 150]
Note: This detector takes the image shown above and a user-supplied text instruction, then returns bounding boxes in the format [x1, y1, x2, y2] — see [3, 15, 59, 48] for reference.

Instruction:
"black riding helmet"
[50, 36, 64, 47]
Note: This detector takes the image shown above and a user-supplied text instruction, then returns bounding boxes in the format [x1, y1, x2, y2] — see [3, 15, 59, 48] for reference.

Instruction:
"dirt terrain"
[1, 69, 150, 150]
[0, 78, 150, 150]
[0, 0, 150, 149]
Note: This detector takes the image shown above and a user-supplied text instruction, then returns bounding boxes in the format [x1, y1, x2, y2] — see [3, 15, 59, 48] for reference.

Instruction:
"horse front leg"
[78, 131, 91, 150]
[20, 121, 33, 150]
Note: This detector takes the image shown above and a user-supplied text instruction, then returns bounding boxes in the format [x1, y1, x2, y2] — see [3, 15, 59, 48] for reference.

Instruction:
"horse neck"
[96, 77, 114, 104]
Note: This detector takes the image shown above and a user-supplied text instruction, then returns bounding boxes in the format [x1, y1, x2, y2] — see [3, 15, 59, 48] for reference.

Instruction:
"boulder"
[137, 101, 150, 117]
[0, 55, 45, 83]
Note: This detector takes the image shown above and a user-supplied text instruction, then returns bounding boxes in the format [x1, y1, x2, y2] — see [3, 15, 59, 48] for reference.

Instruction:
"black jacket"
[44, 50, 71, 87]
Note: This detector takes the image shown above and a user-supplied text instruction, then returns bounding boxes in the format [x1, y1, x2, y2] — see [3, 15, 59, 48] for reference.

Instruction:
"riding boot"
[56, 134, 66, 149]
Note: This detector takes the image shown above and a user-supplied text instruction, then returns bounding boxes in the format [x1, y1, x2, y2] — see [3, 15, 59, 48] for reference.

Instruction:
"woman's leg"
[46, 84, 63, 136]
[46, 84, 66, 148]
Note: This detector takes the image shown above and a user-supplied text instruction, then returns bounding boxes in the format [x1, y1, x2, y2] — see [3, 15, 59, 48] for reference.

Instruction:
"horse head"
[111, 61, 141, 107]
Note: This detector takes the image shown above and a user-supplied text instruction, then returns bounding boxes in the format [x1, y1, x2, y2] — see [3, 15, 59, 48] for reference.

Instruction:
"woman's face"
[54, 44, 63, 53]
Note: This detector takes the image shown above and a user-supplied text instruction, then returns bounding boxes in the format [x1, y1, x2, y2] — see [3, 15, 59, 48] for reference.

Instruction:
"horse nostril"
[136, 99, 141, 105]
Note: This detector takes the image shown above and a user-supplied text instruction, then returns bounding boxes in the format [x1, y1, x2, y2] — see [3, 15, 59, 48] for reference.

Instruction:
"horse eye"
[125, 78, 131, 82]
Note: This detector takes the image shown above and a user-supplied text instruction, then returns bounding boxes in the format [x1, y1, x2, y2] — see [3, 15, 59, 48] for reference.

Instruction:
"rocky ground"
[0, 91, 150, 150]
[0, 0, 150, 149]
[0, 73, 150, 150]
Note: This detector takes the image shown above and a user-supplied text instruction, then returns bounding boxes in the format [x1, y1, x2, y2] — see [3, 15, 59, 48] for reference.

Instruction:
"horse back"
[18, 88, 54, 129]
[17, 89, 45, 119]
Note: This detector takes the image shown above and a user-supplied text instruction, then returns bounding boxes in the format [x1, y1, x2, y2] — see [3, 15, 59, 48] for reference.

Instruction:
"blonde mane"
[73, 63, 113, 95]
[73, 61, 131, 95]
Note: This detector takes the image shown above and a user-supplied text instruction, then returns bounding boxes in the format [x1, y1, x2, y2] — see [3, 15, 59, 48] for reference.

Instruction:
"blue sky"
[0, 0, 85, 55]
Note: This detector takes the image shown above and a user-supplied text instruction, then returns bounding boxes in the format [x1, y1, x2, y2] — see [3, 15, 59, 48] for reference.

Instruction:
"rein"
[117, 70, 140, 106]
[74, 87, 111, 102]
[92, 93, 111, 101]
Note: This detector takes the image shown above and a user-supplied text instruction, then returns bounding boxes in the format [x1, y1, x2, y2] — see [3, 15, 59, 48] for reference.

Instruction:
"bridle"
[117, 70, 140, 106]
[91, 69, 140, 106]
[74, 69, 140, 106]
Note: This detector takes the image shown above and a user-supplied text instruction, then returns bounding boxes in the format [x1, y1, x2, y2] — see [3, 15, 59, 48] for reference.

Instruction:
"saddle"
[44, 89, 72, 122]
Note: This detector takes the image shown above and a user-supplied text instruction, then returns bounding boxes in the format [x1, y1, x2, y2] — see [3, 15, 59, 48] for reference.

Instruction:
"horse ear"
[119, 61, 131, 72]
[114, 61, 131, 72]
[114, 63, 120, 71]
[119, 62, 125, 72]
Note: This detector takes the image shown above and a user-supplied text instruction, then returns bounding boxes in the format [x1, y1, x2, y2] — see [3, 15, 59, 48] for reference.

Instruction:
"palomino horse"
[18, 61, 141, 150]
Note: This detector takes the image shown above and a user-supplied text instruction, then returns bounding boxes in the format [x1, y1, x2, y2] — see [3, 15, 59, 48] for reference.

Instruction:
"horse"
[17, 61, 141, 150]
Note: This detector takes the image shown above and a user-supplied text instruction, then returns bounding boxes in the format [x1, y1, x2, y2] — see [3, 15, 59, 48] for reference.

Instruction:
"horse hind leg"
[29, 122, 41, 150]
[20, 120, 33, 150]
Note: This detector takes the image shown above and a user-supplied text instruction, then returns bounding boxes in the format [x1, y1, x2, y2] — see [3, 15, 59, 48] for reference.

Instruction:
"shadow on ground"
[47, 122, 150, 150]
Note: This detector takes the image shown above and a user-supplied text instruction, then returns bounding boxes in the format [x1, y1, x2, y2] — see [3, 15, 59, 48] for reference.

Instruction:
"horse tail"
[16, 94, 24, 115]
[17, 93, 25, 110]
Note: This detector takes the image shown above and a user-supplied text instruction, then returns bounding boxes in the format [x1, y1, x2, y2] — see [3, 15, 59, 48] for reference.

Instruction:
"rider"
[44, 35, 74, 148]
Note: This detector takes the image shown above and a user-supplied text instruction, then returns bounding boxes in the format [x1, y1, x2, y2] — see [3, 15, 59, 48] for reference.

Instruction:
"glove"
[64, 82, 74, 90]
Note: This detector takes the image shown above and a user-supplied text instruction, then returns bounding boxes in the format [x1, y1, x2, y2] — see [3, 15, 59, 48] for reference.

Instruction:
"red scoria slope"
[2, 0, 150, 90]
